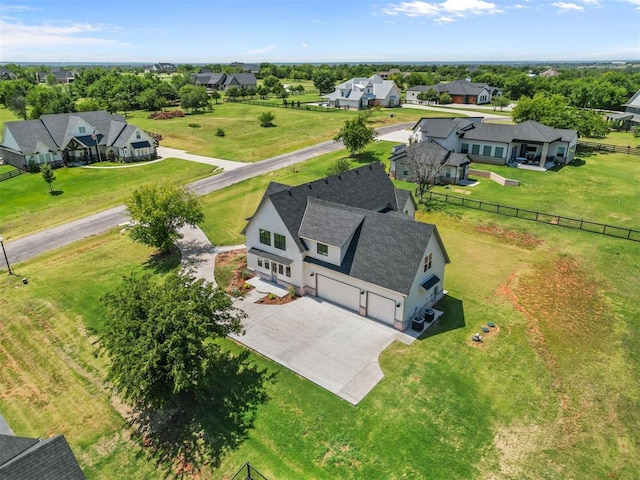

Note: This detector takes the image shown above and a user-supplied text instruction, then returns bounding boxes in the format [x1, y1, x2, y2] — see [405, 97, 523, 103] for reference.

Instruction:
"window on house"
[258, 258, 263, 267]
[259, 229, 271, 246]
[471, 144, 480, 155]
[136, 131, 141, 139]
[494, 146, 504, 158]
[460, 143, 469, 154]
[264, 260, 270, 269]
[274, 233, 286, 250]
[557, 146, 566, 157]
[278, 264, 284, 275]
[317, 243, 328, 256]
[403, 169, 409, 176]
[483, 145, 492, 156]
[79, 126, 87, 134]
[286, 266, 291, 277]
[424, 252, 433, 272]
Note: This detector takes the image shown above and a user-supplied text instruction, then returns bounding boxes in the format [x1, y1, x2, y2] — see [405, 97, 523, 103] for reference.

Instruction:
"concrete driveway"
[231, 282, 416, 405]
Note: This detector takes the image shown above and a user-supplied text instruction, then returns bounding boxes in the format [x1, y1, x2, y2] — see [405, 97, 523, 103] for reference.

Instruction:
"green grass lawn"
[125, 104, 446, 162]
[583, 130, 639, 147]
[447, 152, 640, 229]
[0, 158, 214, 240]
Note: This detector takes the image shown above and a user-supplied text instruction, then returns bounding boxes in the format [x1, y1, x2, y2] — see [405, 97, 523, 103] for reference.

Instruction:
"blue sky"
[1, 0, 639, 63]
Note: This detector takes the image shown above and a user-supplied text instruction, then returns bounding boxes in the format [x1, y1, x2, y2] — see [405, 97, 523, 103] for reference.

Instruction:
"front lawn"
[0, 158, 214, 240]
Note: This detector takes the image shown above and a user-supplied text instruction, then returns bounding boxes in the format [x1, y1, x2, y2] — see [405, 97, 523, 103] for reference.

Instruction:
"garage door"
[366, 292, 396, 325]
[317, 275, 361, 312]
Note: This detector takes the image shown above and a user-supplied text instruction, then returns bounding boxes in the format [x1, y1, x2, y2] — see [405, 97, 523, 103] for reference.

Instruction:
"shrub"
[240, 268, 252, 280]
[27, 159, 39, 173]
[215, 128, 225, 137]
[147, 110, 185, 120]
[258, 111, 275, 127]
[287, 285, 297, 298]
[231, 288, 244, 298]
[243, 283, 252, 290]
[268, 293, 276, 300]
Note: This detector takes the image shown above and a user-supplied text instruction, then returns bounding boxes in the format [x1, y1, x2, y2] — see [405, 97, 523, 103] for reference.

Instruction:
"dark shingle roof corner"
[0, 434, 86, 480]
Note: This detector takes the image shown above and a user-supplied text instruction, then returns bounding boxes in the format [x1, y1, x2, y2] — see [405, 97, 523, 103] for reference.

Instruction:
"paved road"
[2, 123, 411, 266]
[401, 103, 508, 121]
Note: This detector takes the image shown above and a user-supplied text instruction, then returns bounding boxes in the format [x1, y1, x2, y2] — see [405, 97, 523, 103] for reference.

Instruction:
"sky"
[0, 0, 639, 64]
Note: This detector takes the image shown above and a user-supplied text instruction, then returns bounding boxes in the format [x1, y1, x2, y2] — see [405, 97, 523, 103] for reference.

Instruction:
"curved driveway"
[2, 123, 412, 266]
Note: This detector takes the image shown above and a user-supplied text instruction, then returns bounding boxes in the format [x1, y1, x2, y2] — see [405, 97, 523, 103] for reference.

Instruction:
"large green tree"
[101, 270, 245, 410]
[334, 113, 376, 155]
[312, 70, 336, 94]
[126, 182, 204, 253]
[26, 85, 75, 118]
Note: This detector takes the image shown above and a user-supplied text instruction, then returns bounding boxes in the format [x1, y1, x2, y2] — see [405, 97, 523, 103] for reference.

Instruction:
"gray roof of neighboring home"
[0, 111, 146, 155]
[304, 201, 448, 295]
[460, 120, 577, 143]
[390, 141, 470, 168]
[0, 434, 86, 479]
[251, 162, 406, 252]
[425, 79, 498, 97]
[194, 73, 225, 85]
[299, 198, 366, 248]
[324, 76, 396, 101]
[624, 89, 640, 108]
[223, 73, 257, 86]
[412, 117, 483, 139]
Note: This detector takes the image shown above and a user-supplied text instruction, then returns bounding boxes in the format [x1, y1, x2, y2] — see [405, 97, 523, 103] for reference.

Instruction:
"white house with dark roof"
[323, 75, 401, 109]
[411, 117, 577, 168]
[407, 80, 501, 105]
[0, 111, 157, 170]
[243, 162, 449, 331]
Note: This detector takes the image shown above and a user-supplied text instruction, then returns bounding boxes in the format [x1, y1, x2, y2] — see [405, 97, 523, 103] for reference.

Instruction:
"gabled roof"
[323, 75, 397, 101]
[304, 201, 448, 295]
[624, 89, 640, 108]
[223, 73, 257, 86]
[299, 198, 366, 248]
[411, 79, 499, 97]
[390, 142, 471, 168]
[0, 434, 86, 479]
[411, 116, 483, 139]
[250, 162, 405, 252]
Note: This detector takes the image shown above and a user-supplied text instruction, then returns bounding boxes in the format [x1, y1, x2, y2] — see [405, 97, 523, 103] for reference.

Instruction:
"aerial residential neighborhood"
[0, 1, 639, 479]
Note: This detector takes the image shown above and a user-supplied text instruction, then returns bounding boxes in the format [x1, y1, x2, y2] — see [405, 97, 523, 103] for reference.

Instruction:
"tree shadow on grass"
[142, 247, 182, 275]
[351, 151, 381, 164]
[132, 350, 276, 477]
[419, 294, 466, 339]
[50, 190, 64, 196]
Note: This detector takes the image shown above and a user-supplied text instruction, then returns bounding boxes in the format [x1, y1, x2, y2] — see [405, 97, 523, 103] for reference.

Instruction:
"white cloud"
[512, 4, 529, 8]
[0, 4, 34, 12]
[0, 19, 121, 48]
[246, 45, 274, 55]
[382, 0, 502, 22]
[618, 0, 640, 8]
[551, 2, 584, 12]
[302, 42, 308, 48]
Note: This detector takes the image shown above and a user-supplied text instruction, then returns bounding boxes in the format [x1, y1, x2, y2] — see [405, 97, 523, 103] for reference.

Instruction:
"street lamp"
[0, 236, 13, 275]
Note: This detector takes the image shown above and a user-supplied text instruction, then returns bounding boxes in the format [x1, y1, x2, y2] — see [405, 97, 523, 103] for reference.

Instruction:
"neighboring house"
[323, 75, 401, 109]
[144, 63, 177, 73]
[229, 62, 260, 74]
[0, 434, 86, 479]
[192, 72, 226, 90]
[0, 111, 158, 170]
[243, 162, 450, 331]
[378, 68, 409, 80]
[411, 117, 577, 167]
[389, 141, 471, 185]
[406, 79, 502, 105]
[0, 67, 17, 80]
[222, 73, 257, 91]
[540, 68, 560, 77]
[36, 68, 75, 84]
[620, 89, 640, 128]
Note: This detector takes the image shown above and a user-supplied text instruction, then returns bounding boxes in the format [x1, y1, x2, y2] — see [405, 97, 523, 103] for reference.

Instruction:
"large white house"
[411, 117, 578, 168]
[243, 163, 450, 331]
[323, 75, 401, 109]
[0, 111, 158, 170]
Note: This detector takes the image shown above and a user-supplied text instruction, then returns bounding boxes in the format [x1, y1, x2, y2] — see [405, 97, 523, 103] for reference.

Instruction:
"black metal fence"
[0, 167, 23, 182]
[577, 141, 640, 156]
[425, 191, 640, 242]
[240, 99, 337, 112]
[230, 462, 269, 480]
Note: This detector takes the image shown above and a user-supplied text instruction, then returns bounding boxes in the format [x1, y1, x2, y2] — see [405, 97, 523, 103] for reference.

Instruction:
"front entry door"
[271, 262, 278, 282]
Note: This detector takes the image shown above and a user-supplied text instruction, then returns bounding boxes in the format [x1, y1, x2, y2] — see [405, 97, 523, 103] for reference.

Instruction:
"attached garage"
[366, 292, 396, 325]
[316, 275, 361, 312]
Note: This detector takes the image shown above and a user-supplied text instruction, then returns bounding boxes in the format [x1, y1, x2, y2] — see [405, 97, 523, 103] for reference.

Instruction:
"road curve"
[3, 123, 412, 266]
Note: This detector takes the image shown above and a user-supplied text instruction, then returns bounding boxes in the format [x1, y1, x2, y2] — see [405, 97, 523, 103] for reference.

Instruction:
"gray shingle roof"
[460, 120, 577, 143]
[304, 202, 444, 295]
[223, 73, 257, 86]
[299, 198, 366, 248]
[263, 162, 402, 251]
[391, 141, 470, 168]
[0, 434, 86, 480]
[412, 117, 482, 139]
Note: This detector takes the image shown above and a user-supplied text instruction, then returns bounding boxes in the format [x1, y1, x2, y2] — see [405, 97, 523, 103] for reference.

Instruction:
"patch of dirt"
[215, 248, 254, 293]
[256, 293, 297, 305]
[475, 223, 544, 250]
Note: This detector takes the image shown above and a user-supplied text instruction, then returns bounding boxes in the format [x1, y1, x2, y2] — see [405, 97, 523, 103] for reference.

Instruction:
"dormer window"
[317, 243, 328, 256]
[79, 126, 86, 134]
